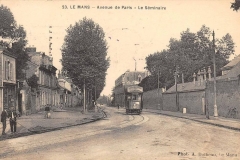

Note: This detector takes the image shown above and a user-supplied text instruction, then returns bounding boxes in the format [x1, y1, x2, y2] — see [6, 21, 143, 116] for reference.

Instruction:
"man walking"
[9, 107, 17, 133]
[1, 109, 8, 135]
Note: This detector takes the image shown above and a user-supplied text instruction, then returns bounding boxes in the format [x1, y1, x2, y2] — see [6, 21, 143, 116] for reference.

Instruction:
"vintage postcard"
[0, 0, 239, 159]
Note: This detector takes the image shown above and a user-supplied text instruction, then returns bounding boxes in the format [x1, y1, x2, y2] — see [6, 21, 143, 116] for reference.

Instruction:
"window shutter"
[5, 61, 7, 80]
[5, 61, 9, 80]
[10, 63, 13, 80]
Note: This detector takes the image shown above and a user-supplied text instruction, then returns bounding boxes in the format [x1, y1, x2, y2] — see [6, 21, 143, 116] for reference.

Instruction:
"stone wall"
[162, 93, 178, 111]
[143, 89, 163, 110]
[206, 78, 240, 119]
[162, 90, 205, 114]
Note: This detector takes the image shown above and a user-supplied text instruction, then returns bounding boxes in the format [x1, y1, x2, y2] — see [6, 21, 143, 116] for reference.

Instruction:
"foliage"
[110, 87, 115, 105]
[26, 74, 39, 89]
[0, 5, 29, 81]
[26, 92, 32, 110]
[231, 0, 240, 11]
[97, 95, 111, 105]
[0, 5, 15, 39]
[143, 25, 235, 91]
[138, 75, 162, 92]
[61, 17, 110, 101]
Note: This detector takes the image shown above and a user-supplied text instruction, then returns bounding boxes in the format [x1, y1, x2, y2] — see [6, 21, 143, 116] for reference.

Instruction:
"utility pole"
[174, 66, 179, 111]
[94, 77, 96, 102]
[212, 30, 218, 117]
[83, 78, 86, 113]
[157, 67, 160, 110]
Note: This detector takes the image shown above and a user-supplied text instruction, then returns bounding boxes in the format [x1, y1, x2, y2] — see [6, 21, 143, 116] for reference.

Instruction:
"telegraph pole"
[212, 31, 218, 117]
[157, 67, 160, 110]
[174, 66, 179, 111]
[83, 78, 86, 113]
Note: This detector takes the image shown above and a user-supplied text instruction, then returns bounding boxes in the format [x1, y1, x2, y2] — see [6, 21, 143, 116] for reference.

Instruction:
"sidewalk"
[0, 107, 104, 141]
[143, 108, 240, 131]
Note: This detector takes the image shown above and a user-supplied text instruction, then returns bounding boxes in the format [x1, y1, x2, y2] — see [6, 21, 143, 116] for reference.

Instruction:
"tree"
[0, 5, 16, 39]
[231, 0, 240, 11]
[26, 74, 39, 89]
[61, 17, 110, 103]
[143, 25, 235, 91]
[0, 5, 29, 81]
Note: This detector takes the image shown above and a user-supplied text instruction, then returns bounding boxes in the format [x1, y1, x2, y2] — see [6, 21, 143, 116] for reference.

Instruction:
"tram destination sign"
[127, 86, 143, 93]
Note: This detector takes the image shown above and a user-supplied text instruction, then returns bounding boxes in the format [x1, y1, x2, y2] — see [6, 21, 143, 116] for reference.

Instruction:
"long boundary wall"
[143, 89, 163, 110]
[206, 78, 240, 119]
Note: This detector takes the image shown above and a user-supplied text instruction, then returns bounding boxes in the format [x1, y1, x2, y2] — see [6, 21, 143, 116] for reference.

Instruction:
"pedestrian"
[9, 107, 17, 133]
[1, 109, 8, 135]
[60, 102, 63, 110]
[117, 104, 120, 110]
[44, 104, 50, 118]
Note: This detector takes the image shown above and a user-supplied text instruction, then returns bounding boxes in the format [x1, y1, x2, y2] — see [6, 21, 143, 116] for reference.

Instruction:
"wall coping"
[162, 88, 205, 94]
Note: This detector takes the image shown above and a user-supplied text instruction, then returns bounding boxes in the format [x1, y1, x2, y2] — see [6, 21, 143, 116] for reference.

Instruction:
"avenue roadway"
[0, 106, 239, 160]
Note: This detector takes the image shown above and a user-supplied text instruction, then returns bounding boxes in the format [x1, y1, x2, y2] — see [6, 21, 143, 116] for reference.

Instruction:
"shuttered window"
[5, 61, 8, 80]
[10, 62, 13, 80]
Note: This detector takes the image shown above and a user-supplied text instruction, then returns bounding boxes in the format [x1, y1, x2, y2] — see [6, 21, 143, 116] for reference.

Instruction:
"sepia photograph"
[0, 0, 240, 159]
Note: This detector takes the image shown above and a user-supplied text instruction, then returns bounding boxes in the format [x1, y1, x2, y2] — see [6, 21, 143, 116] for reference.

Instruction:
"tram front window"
[132, 95, 137, 100]
[132, 94, 140, 100]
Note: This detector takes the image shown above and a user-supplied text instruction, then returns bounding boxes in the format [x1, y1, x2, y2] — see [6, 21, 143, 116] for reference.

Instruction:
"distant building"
[114, 70, 148, 106]
[57, 71, 82, 108]
[19, 46, 58, 114]
[218, 55, 240, 80]
[0, 46, 17, 111]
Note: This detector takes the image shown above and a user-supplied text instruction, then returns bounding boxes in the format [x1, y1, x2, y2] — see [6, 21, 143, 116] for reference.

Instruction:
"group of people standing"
[1, 107, 17, 135]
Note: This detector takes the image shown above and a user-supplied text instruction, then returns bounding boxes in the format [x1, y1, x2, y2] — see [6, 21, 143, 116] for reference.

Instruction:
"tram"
[125, 85, 143, 114]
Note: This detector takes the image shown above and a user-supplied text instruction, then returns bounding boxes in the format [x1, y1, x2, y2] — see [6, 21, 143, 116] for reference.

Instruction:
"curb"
[0, 111, 105, 141]
[144, 110, 240, 132]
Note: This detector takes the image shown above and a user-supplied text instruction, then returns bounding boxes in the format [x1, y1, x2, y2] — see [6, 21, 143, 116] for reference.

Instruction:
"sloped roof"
[164, 81, 205, 94]
[0, 46, 17, 58]
[216, 61, 240, 80]
[221, 55, 240, 71]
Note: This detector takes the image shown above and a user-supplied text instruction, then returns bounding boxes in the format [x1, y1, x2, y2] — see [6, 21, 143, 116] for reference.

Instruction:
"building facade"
[57, 71, 82, 108]
[0, 46, 17, 112]
[19, 47, 58, 114]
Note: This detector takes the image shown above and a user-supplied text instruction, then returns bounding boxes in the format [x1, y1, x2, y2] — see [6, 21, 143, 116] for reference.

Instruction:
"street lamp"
[212, 31, 218, 117]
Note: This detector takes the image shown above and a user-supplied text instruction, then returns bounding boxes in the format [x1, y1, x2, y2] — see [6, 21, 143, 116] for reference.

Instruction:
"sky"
[1, 0, 240, 96]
